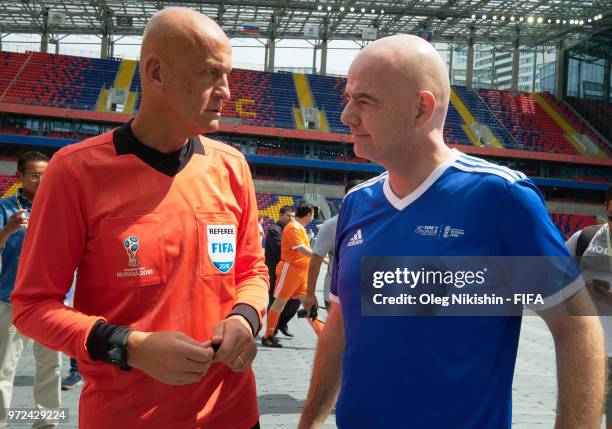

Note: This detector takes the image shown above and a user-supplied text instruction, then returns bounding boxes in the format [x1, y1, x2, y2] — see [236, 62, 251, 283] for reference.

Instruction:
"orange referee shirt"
[11, 126, 268, 429]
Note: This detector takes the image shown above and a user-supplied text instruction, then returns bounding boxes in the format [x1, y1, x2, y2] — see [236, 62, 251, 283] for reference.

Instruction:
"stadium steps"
[95, 88, 109, 112]
[449, 89, 482, 146]
[114, 59, 137, 90]
[531, 93, 596, 157]
[292, 108, 305, 130]
[451, 88, 503, 148]
[293, 73, 315, 108]
[292, 73, 330, 132]
[113, 59, 138, 114]
[539, 92, 610, 157]
[124, 91, 138, 115]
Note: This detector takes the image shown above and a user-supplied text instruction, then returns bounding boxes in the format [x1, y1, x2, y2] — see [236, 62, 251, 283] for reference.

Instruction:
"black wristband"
[228, 304, 260, 336]
[86, 320, 133, 370]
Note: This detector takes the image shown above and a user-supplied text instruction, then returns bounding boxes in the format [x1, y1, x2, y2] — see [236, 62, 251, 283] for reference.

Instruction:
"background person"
[566, 184, 612, 429]
[264, 205, 301, 337]
[0, 151, 60, 429]
[262, 204, 324, 347]
[303, 180, 362, 314]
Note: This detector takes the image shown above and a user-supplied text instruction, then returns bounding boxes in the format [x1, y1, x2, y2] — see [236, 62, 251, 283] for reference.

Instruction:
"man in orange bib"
[262, 204, 325, 347]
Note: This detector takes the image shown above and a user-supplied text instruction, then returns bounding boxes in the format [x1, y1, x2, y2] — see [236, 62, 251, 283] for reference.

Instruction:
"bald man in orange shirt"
[11, 8, 268, 429]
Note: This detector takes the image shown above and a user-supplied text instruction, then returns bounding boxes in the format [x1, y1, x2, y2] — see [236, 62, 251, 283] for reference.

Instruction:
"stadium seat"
[478, 89, 578, 154]
[548, 213, 599, 240]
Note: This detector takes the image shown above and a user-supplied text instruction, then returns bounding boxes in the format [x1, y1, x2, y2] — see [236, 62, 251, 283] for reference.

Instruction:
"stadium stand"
[443, 102, 471, 146]
[0, 49, 610, 160]
[453, 85, 517, 148]
[478, 89, 578, 154]
[564, 96, 612, 146]
[0, 174, 19, 199]
[327, 197, 343, 216]
[0, 51, 29, 99]
[549, 213, 599, 240]
[256, 192, 319, 235]
[129, 65, 142, 113]
[538, 92, 611, 156]
[307, 74, 349, 134]
[2, 52, 120, 110]
[224, 69, 298, 129]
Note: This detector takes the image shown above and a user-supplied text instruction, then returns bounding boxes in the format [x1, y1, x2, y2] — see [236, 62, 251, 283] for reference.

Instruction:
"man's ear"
[143, 54, 162, 88]
[414, 91, 436, 128]
[15, 170, 23, 180]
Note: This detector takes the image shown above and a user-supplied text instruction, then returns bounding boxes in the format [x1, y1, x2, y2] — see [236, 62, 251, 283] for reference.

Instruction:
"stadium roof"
[0, 0, 610, 50]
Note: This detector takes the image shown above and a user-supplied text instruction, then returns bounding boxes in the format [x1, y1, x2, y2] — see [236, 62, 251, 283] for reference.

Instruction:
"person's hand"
[2, 210, 28, 235]
[211, 316, 257, 372]
[126, 331, 214, 385]
[322, 257, 330, 265]
[302, 293, 319, 318]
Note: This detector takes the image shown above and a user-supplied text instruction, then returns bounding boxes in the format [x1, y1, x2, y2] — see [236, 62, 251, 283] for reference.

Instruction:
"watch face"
[108, 345, 125, 365]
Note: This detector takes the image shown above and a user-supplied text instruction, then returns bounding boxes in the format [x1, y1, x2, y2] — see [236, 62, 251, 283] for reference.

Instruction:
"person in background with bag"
[566, 184, 612, 429]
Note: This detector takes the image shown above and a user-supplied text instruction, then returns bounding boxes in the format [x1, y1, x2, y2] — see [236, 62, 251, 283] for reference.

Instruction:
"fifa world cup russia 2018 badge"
[124, 236, 140, 267]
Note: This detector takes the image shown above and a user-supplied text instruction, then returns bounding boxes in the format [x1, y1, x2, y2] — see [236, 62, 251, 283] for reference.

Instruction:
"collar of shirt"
[113, 120, 205, 177]
[15, 188, 32, 211]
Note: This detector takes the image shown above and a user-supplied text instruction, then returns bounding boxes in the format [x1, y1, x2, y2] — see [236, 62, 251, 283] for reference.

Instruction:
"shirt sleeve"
[0, 203, 8, 252]
[329, 211, 347, 304]
[565, 231, 580, 257]
[284, 224, 302, 250]
[231, 160, 270, 333]
[498, 179, 583, 310]
[313, 218, 335, 257]
[11, 152, 105, 365]
[0, 202, 8, 229]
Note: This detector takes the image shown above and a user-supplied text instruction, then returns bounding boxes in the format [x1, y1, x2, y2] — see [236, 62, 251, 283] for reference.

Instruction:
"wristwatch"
[107, 326, 133, 371]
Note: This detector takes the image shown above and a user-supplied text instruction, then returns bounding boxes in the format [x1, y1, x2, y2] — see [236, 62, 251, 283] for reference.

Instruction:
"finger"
[214, 318, 254, 363]
[181, 356, 213, 373]
[181, 342, 215, 364]
[229, 355, 247, 372]
[11, 209, 26, 219]
[211, 321, 225, 347]
[213, 325, 241, 363]
[240, 345, 257, 366]
[226, 335, 256, 368]
[229, 346, 257, 372]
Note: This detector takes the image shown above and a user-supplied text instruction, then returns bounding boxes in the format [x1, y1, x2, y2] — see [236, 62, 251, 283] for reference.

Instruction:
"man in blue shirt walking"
[299, 35, 605, 429]
[0, 151, 61, 428]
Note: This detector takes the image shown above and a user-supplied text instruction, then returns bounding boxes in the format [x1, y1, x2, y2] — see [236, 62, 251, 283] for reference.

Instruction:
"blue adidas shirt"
[0, 189, 31, 305]
[329, 149, 582, 428]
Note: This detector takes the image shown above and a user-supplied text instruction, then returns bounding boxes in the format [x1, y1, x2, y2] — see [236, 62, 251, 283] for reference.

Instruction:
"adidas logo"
[347, 229, 363, 247]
